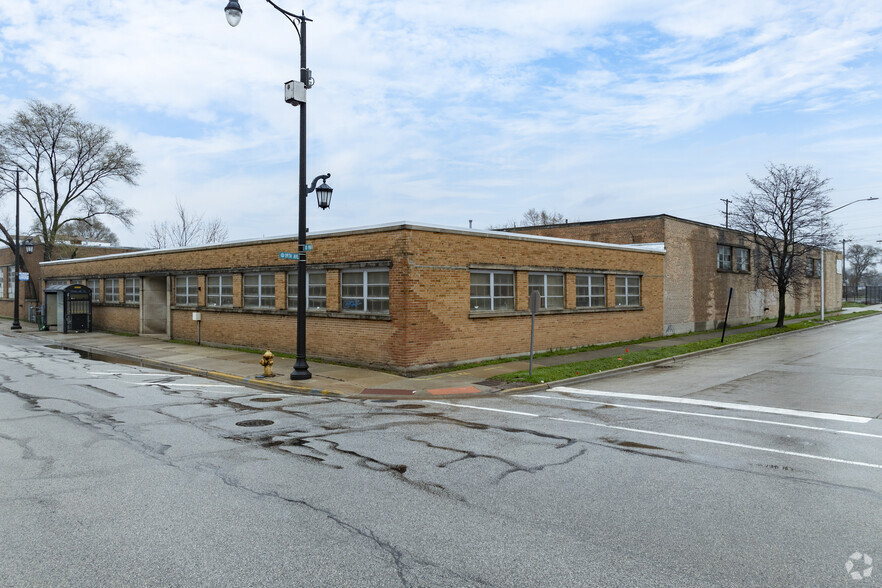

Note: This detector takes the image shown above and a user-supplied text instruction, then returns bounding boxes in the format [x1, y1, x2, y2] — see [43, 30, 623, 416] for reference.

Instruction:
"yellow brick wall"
[39, 225, 663, 371]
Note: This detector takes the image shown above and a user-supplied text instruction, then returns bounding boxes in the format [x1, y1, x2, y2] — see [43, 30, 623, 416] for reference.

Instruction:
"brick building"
[37, 223, 665, 373]
[1, 239, 139, 322]
[507, 214, 842, 334]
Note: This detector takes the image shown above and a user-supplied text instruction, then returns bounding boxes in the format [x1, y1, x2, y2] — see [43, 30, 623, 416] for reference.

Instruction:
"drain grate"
[235, 419, 275, 427]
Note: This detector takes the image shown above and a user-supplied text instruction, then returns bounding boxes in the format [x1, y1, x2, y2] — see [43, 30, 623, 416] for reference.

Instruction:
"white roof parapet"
[40, 221, 665, 266]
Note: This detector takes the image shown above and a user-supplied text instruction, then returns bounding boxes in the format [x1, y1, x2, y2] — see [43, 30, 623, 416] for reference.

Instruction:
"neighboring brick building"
[507, 214, 842, 334]
[0, 239, 140, 322]
[38, 223, 665, 373]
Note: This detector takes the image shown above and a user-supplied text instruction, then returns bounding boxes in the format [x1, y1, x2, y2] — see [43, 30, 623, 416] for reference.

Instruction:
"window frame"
[104, 278, 120, 304]
[469, 270, 515, 312]
[86, 279, 100, 302]
[175, 275, 199, 306]
[206, 274, 233, 307]
[717, 245, 732, 271]
[615, 275, 641, 307]
[243, 272, 276, 309]
[575, 274, 606, 308]
[341, 268, 390, 314]
[287, 269, 327, 311]
[733, 247, 750, 272]
[528, 272, 565, 310]
[124, 277, 140, 304]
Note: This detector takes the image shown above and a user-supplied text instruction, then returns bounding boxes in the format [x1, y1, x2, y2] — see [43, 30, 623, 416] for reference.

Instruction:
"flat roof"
[41, 221, 665, 266]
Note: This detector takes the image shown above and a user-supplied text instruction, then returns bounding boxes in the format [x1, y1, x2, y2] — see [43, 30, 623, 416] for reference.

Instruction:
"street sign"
[279, 252, 298, 260]
[19, 272, 29, 281]
[299, 244, 313, 252]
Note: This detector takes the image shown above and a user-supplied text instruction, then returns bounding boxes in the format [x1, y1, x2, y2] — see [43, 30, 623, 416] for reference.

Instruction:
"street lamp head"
[24, 238, 34, 255]
[224, 0, 242, 27]
[316, 181, 333, 210]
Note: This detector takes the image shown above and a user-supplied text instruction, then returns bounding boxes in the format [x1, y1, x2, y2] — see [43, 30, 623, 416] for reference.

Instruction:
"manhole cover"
[235, 419, 275, 427]
[250, 397, 282, 403]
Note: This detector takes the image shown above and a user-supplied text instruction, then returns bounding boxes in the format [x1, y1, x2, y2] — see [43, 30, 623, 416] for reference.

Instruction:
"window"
[717, 245, 732, 270]
[342, 269, 389, 313]
[243, 272, 275, 308]
[287, 270, 327, 310]
[734, 248, 750, 272]
[87, 279, 100, 302]
[528, 273, 564, 309]
[615, 276, 641, 307]
[104, 278, 120, 303]
[470, 271, 515, 311]
[7, 267, 13, 298]
[806, 257, 821, 277]
[1, 268, 6, 298]
[125, 278, 140, 304]
[175, 275, 198, 306]
[206, 275, 233, 307]
[576, 274, 606, 308]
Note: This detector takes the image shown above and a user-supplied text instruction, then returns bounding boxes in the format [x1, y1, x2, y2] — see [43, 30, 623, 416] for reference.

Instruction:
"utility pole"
[720, 198, 732, 228]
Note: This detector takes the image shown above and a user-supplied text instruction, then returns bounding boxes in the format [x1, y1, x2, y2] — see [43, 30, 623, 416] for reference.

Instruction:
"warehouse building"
[507, 214, 841, 334]
[37, 222, 665, 373]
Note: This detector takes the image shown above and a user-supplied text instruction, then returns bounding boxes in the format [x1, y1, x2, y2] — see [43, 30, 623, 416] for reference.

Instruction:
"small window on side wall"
[615, 276, 641, 307]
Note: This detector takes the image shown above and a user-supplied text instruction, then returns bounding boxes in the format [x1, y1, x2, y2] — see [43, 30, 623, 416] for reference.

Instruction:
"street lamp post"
[225, 0, 333, 380]
[841, 238, 851, 299]
[820, 197, 878, 321]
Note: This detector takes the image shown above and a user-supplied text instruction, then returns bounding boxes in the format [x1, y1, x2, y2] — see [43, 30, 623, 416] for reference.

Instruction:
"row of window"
[73, 269, 642, 315]
[719, 245, 826, 279]
[470, 271, 641, 311]
[91, 269, 391, 314]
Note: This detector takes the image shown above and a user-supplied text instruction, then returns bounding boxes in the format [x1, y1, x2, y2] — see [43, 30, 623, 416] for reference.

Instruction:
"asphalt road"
[1, 316, 880, 587]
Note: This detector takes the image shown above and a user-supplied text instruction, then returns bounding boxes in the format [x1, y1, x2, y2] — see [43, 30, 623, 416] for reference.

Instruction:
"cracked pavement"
[2, 321, 881, 587]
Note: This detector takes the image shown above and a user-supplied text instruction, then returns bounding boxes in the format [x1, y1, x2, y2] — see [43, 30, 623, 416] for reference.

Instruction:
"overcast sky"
[2, 0, 882, 247]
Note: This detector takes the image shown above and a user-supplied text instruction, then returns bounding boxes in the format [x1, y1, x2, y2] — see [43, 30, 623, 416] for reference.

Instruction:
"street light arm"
[823, 197, 879, 216]
[306, 173, 330, 194]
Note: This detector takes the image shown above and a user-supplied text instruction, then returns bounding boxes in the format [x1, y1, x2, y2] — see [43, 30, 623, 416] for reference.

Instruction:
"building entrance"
[141, 276, 169, 335]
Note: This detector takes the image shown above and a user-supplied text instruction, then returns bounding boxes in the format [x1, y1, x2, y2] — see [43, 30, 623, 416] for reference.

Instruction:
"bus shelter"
[44, 284, 93, 333]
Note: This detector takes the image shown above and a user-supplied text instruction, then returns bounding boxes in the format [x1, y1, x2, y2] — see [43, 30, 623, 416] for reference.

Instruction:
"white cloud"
[2, 0, 882, 246]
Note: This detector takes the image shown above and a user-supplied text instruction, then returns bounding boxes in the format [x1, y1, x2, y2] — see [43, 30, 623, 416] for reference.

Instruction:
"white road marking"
[131, 382, 242, 388]
[424, 400, 538, 417]
[550, 417, 882, 470]
[526, 395, 882, 440]
[551, 387, 872, 424]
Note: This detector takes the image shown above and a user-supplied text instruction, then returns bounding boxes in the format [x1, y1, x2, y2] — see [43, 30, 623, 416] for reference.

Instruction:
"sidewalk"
[3, 305, 879, 399]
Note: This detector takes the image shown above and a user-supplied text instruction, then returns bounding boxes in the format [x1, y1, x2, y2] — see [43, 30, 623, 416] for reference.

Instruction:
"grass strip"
[497, 321, 816, 384]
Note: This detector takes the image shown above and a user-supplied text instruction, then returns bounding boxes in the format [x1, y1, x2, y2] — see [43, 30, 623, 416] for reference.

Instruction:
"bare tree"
[845, 243, 881, 290]
[147, 200, 229, 249]
[730, 163, 832, 327]
[0, 101, 141, 261]
[490, 208, 566, 229]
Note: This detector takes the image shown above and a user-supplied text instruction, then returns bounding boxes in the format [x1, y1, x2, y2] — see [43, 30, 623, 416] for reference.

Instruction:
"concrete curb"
[9, 310, 878, 400]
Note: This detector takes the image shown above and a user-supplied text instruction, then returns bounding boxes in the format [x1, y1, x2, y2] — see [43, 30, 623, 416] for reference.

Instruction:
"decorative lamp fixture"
[316, 181, 332, 210]
[224, 0, 243, 26]
[24, 238, 34, 255]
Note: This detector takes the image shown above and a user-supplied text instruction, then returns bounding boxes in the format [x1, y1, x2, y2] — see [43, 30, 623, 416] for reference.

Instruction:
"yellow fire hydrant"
[259, 348, 274, 377]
